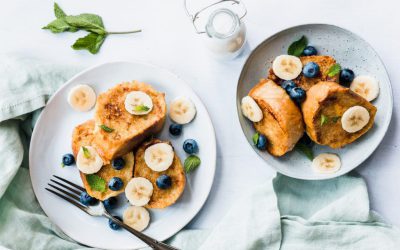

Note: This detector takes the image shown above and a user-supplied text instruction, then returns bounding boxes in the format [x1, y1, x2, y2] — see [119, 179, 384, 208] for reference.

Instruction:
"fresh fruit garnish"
[156, 174, 172, 189]
[302, 62, 320, 78]
[288, 87, 306, 104]
[79, 191, 98, 206]
[144, 143, 174, 172]
[123, 206, 150, 232]
[62, 153, 75, 166]
[108, 216, 122, 230]
[125, 177, 153, 206]
[184, 155, 201, 173]
[183, 139, 199, 154]
[67, 84, 96, 112]
[281, 80, 297, 92]
[241, 96, 263, 122]
[350, 75, 379, 101]
[108, 177, 124, 191]
[124, 91, 153, 115]
[169, 97, 196, 124]
[111, 157, 125, 170]
[302, 45, 317, 56]
[77, 146, 103, 174]
[312, 153, 341, 174]
[339, 68, 355, 85]
[254, 133, 267, 150]
[103, 197, 118, 210]
[169, 123, 183, 136]
[341, 106, 370, 133]
[272, 55, 303, 80]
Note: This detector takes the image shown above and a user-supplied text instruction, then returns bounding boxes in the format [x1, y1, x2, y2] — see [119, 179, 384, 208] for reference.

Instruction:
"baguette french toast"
[301, 81, 377, 148]
[249, 79, 304, 156]
[268, 55, 339, 90]
[72, 120, 134, 200]
[134, 139, 186, 209]
[92, 81, 166, 163]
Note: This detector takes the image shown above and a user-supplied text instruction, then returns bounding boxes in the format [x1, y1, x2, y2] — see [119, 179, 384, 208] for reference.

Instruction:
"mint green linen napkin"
[0, 56, 399, 250]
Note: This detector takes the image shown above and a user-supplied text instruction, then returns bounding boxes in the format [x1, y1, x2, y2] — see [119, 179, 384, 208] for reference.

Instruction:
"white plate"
[237, 24, 393, 180]
[29, 61, 216, 249]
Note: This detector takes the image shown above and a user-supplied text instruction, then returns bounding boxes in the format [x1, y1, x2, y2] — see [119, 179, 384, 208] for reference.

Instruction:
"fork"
[46, 175, 179, 250]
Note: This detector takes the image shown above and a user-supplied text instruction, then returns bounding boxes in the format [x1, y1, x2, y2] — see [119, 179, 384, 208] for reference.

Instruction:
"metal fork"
[46, 175, 179, 250]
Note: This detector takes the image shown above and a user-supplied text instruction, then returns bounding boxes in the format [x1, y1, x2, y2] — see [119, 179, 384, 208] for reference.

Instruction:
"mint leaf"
[82, 146, 91, 158]
[65, 14, 106, 34]
[320, 115, 329, 126]
[184, 155, 201, 173]
[252, 132, 259, 145]
[54, 3, 66, 18]
[86, 174, 106, 192]
[99, 124, 114, 133]
[43, 18, 77, 33]
[133, 105, 150, 112]
[327, 63, 341, 77]
[332, 116, 341, 123]
[72, 33, 106, 54]
[288, 36, 308, 57]
[295, 142, 314, 161]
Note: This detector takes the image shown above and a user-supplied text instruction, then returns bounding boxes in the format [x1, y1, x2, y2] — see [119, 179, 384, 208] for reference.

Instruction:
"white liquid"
[212, 12, 234, 35]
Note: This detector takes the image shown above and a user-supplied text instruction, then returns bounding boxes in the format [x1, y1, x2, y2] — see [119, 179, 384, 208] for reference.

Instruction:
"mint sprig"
[133, 105, 150, 112]
[86, 174, 106, 192]
[252, 132, 260, 145]
[288, 36, 308, 57]
[320, 115, 329, 126]
[99, 124, 114, 133]
[43, 3, 141, 54]
[295, 142, 314, 161]
[327, 63, 341, 77]
[184, 155, 201, 173]
[82, 146, 91, 159]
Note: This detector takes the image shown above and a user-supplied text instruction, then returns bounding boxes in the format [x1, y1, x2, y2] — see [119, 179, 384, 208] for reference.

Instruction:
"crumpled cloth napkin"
[0, 55, 399, 250]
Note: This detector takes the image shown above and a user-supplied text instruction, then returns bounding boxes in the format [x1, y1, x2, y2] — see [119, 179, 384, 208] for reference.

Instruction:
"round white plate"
[237, 24, 393, 180]
[29, 61, 216, 249]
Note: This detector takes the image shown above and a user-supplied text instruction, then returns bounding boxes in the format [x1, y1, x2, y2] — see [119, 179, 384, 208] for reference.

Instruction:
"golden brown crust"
[72, 120, 134, 201]
[249, 79, 304, 156]
[268, 55, 339, 90]
[301, 81, 377, 148]
[92, 81, 166, 163]
[134, 139, 186, 209]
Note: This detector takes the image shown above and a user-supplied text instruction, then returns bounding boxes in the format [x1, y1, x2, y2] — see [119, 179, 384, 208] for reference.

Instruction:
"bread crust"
[249, 79, 304, 156]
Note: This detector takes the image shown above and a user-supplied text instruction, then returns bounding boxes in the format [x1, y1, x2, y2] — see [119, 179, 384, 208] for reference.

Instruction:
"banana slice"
[144, 143, 174, 172]
[125, 177, 153, 206]
[169, 97, 196, 124]
[272, 55, 303, 80]
[124, 91, 153, 115]
[123, 206, 150, 232]
[341, 106, 370, 133]
[312, 153, 341, 174]
[67, 84, 96, 112]
[76, 146, 103, 174]
[241, 96, 263, 122]
[350, 75, 379, 101]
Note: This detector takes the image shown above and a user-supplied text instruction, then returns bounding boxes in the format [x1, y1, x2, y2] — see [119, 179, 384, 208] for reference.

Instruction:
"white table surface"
[1, 0, 399, 229]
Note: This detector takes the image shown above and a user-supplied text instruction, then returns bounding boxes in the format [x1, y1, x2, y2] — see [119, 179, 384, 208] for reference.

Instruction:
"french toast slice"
[92, 81, 166, 163]
[249, 79, 304, 156]
[72, 120, 134, 200]
[268, 55, 339, 90]
[134, 139, 186, 209]
[301, 81, 377, 148]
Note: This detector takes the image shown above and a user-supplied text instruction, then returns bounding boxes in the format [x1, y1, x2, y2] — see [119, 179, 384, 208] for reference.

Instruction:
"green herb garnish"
[320, 115, 329, 126]
[82, 146, 91, 159]
[99, 124, 114, 133]
[184, 155, 201, 173]
[86, 174, 106, 192]
[252, 132, 260, 145]
[331, 116, 341, 123]
[133, 105, 150, 112]
[295, 142, 314, 161]
[288, 36, 308, 57]
[61, 162, 65, 168]
[327, 63, 341, 77]
[43, 3, 141, 54]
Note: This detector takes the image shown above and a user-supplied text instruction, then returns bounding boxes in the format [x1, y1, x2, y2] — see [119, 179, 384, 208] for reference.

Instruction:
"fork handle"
[104, 213, 179, 250]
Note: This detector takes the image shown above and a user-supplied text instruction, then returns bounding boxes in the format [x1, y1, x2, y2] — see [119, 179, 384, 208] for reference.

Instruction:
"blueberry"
[281, 80, 297, 92]
[169, 123, 183, 136]
[256, 134, 267, 150]
[112, 157, 125, 170]
[62, 154, 75, 166]
[79, 192, 97, 206]
[183, 139, 199, 154]
[339, 68, 355, 85]
[156, 174, 172, 189]
[303, 62, 320, 78]
[103, 197, 118, 210]
[289, 87, 306, 104]
[302, 46, 318, 56]
[108, 177, 123, 191]
[108, 216, 122, 230]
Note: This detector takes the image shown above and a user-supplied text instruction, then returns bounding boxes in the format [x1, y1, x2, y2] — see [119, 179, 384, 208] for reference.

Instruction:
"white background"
[1, 0, 399, 229]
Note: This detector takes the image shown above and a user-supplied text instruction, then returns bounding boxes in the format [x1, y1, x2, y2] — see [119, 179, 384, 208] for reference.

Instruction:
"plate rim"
[29, 60, 217, 249]
[236, 23, 393, 180]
